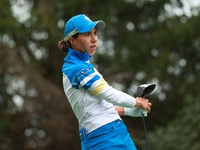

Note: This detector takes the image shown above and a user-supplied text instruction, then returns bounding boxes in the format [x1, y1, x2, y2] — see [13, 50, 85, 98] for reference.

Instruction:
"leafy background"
[1, 0, 200, 149]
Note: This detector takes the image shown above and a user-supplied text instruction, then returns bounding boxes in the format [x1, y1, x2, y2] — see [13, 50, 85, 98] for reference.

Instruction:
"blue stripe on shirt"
[82, 74, 100, 90]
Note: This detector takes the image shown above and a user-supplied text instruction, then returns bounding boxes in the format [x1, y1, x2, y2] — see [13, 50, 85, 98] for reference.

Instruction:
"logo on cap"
[83, 15, 91, 22]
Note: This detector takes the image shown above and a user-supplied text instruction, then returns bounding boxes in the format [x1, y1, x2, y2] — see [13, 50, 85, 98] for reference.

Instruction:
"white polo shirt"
[62, 48, 136, 134]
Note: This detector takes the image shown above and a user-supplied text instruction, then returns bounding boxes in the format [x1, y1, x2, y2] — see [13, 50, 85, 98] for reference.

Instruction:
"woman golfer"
[58, 14, 152, 150]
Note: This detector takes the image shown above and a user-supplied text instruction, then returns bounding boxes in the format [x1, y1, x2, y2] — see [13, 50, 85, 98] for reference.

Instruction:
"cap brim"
[79, 20, 105, 33]
[95, 20, 105, 31]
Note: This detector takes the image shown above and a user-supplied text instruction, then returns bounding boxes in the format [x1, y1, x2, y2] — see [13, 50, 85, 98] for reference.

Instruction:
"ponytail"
[58, 40, 69, 53]
[58, 33, 79, 53]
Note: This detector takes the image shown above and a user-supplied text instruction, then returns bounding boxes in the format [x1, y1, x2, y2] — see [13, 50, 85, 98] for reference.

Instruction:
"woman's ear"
[68, 37, 76, 46]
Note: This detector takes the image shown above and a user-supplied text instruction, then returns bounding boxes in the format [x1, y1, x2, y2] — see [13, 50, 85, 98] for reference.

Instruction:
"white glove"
[124, 107, 147, 117]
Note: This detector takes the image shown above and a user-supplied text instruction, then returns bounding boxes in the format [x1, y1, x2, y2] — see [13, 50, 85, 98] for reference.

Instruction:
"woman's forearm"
[115, 106, 125, 116]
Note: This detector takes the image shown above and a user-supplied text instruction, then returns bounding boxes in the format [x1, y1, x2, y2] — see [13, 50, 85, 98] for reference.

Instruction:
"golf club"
[137, 83, 156, 150]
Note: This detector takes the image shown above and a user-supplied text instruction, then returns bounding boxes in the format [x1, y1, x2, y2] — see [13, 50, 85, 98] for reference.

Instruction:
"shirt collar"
[65, 48, 91, 62]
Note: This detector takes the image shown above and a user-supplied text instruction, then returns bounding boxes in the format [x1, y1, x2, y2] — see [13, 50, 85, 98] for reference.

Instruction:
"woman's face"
[71, 28, 98, 56]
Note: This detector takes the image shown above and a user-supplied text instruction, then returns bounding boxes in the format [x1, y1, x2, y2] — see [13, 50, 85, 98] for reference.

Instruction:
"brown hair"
[58, 40, 69, 53]
[58, 33, 79, 53]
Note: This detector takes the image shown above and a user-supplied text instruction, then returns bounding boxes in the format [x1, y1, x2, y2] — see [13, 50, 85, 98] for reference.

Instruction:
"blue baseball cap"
[63, 14, 105, 42]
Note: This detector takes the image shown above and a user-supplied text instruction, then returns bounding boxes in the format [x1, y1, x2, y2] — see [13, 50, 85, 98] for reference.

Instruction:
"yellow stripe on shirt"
[92, 79, 106, 95]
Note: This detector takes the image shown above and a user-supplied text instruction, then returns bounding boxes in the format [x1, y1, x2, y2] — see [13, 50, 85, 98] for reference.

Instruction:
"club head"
[137, 83, 156, 97]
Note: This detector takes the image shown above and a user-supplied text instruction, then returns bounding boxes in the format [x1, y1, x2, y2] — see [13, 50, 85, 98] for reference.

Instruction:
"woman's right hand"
[135, 97, 152, 113]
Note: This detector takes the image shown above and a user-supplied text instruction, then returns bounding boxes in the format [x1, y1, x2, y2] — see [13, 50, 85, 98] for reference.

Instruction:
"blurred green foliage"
[1, 0, 200, 149]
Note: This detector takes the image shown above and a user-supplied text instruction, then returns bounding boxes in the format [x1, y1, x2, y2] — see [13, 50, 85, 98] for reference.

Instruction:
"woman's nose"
[91, 34, 97, 42]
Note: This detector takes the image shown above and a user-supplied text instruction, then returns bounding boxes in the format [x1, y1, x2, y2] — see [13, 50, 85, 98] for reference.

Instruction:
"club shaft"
[141, 111, 149, 150]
